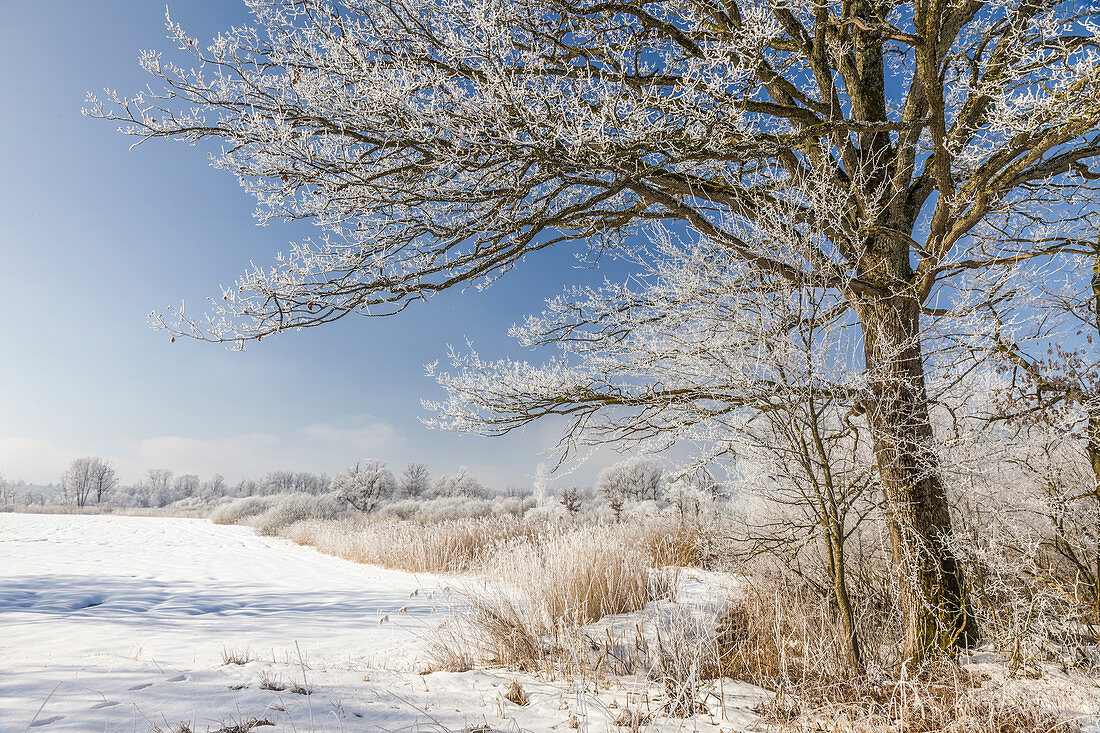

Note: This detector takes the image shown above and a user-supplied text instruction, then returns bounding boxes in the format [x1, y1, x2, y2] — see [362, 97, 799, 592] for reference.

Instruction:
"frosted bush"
[376, 498, 422, 520]
[416, 496, 495, 522]
[523, 502, 569, 524]
[211, 495, 280, 525]
[376, 495, 524, 522]
[252, 492, 347, 536]
[491, 495, 535, 517]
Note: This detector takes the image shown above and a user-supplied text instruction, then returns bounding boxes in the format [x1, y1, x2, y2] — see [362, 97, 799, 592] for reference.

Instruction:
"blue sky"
[0, 1, 619, 488]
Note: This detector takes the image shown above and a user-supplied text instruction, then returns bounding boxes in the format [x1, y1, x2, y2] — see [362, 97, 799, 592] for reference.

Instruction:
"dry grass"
[760, 670, 1081, 732]
[281, 515, 543, 573]
[502, 679, 529, 706]
[258, 671, 286, 691]
[287, 682, 313, 696]
[221, 647, 257, 666]
[428, 526, 675, 673]
[692, 564, 903, 687]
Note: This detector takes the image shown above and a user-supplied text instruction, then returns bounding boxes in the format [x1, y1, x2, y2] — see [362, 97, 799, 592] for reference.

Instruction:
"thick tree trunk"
[1089, 239, 1100, 613]
[858, 292, 978, 666]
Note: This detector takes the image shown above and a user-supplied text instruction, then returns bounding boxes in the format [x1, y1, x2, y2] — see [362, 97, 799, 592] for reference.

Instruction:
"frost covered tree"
[597, 457, 665, 506]
[60, 457, 118, 507]
[666, 469, 720, 520]
[146, 468, 174, 507]
[0, 476, 15, 507]
[427, 468, 484, 498]
[397, 462, 431, 498]
[201, 473, 228, 500]
[90, 0, 1100, 663]
[172, 473, 201, 500]
[331, 460, 395, 511]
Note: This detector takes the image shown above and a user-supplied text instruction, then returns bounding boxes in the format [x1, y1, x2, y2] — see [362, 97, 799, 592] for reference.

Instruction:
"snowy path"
[0, 514, 453, 732]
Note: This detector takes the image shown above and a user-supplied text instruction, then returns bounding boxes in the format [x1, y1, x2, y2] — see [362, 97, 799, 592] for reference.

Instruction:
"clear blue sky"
[0, 1, 622, 488]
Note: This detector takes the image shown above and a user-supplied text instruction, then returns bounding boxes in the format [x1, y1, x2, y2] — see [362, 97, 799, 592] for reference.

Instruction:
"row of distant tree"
[1, 455, 723, 513]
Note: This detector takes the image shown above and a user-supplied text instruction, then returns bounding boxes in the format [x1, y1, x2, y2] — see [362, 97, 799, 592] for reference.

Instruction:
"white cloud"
[0, 437, 72, 483]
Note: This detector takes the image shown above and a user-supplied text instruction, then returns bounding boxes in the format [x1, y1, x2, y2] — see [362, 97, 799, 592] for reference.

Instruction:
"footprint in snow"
[90, 701, 119, 710]
[165, 675, 186, 682]
[127, 682, 153, 691]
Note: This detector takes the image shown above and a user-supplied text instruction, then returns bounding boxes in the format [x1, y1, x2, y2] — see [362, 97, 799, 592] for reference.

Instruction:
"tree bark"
[857, 291, 979, 665]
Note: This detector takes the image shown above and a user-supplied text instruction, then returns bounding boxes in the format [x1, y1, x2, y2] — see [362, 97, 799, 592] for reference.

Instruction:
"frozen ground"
[0, 514, 762, 732]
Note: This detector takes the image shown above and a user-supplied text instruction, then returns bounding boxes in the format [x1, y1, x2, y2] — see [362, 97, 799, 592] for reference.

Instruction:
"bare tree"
[398, 462, 431, 498]
[201, 473, 228, 499]
[560, 487, 582, 515]
[597, 457, 664, 505]
[89, 0, 1100, 663]
[60, 457, 117, 507]
[172, 473, 200, 499]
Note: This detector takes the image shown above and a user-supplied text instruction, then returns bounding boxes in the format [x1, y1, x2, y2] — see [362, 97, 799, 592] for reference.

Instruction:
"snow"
[0, 514, 763, 732]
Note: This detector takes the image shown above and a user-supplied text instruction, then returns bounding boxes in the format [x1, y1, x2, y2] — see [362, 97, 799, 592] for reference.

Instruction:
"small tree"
[331, 460, 395, 512]
[398, 462, 431, 499]
[560, 487, 582, 515]
[666, 470, 720, 521]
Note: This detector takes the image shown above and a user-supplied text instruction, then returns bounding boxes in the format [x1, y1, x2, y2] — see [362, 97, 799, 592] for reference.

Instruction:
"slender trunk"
[826, 518, 865, 675]
[805, 400, 866, 676]
[858, 292, 978, 665]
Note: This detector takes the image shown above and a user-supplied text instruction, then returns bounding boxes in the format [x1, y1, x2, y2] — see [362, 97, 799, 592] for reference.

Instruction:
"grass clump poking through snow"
[220, 647, 257, 666]
[430, 526, 675, 672]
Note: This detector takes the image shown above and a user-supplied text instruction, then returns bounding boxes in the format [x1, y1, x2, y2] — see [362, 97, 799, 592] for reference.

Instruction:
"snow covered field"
[0, 514, 760, 732]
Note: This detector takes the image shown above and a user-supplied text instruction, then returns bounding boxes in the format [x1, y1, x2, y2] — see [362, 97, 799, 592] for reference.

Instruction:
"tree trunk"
[857, 292, 978, 666]
[1089, 237, 1100, 614]
[824, 517, 865, 676]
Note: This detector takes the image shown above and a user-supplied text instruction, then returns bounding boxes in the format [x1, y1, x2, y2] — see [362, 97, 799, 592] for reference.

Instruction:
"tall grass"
[428, 527, 676, 673]
[281, 515, 543, 572]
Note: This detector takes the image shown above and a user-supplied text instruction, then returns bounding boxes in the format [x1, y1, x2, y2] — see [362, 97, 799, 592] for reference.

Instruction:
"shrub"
[251, 492, 346, 536]
[211, 495, 279, 525]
